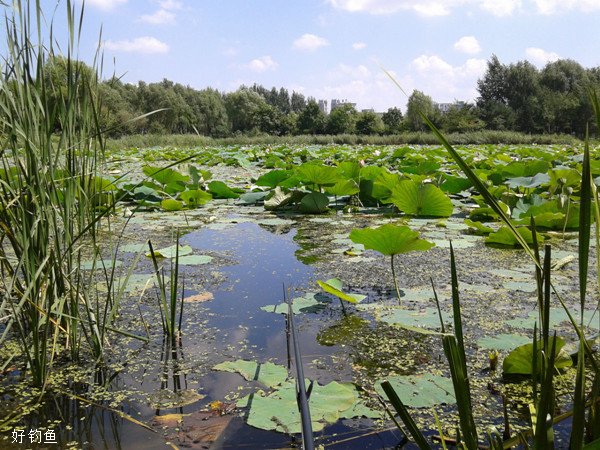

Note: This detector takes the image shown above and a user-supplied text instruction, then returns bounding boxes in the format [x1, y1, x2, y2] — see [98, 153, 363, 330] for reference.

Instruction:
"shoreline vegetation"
[106, 130, 587, 151]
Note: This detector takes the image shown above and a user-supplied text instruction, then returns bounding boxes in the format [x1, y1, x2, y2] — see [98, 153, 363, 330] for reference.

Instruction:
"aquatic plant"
[349, 224, 434, 302]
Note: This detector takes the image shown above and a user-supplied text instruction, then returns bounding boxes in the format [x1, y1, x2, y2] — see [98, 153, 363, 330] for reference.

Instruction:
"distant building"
[318, 99, 328, 114]
[331, 99, 356, 111]
[361, 108, 375, 113]
[434, 101, 467, 114]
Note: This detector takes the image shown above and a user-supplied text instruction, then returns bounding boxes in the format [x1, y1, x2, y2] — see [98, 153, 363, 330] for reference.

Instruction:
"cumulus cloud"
[158, 0, 183, 9]
[352, 42, 367, 50]
[246, 56, 278, 72]
[532, 0, 600, 14]
[481, 0, 521, 15]
[104, 36, 169, 54]
[83, 0, 127, 10]
[525, 47, 560, 65]
[325, 0, 526, 16]
[292, 34, 330, 51]
[454, 36, 481, 54]
[140, 9, 176, 24]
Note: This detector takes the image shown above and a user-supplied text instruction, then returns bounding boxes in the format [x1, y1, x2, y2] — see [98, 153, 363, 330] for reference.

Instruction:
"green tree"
[439, 104, 484, 133]
[327, 103, 357, 134]
[355, 110, 384, 135]
[476, 55, 515, 130]
[382, 107, 404, 134]
[296, 100, 326, 134]
[224, 87, 269, 133]
[405, 90, 436, 131]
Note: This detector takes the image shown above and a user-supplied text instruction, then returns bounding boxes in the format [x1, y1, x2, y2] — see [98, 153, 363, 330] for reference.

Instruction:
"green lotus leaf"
[143, 165, 189, 185]
[179, 189, 212, 207]
[464, 219, 494, 235]
[295, 163, 340, 187]
[505, 172, 550, 189]
[237, 191, 270, 205]
[178, 254, 213, 265]
[337, 161, 361, 181]
[160, 198, 184, 211]
[261, 293, 328, 315]
[208, 180, 240, 199]
[440, 174, 472, 194]
[503, 337, 573, 375]
[390, 180, 453, 217]
[500, 160, 550, 179]
[255, 169, 291, 188]
[316, 278, 366, 304]
[146, 244, 193, 259]
[299, 192, 329, 214]
[349, 224, 435, 256]
[375, 374, 455, 408]
[213, 360, 288, 388]
[486, 226, 542, 247]
[477, 334, 531, 351]
[325, 179, 359, 197]
[264, 186, 299, 210]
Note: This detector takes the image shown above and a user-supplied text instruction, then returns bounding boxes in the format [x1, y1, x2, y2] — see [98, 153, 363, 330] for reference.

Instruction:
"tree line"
[43, 55, 600, 137]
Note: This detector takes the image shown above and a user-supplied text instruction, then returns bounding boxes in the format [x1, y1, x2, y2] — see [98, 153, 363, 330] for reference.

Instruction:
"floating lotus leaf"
[80, 259, 122, 270]
[502, 337, 573, 375]
[237, 379, 362, 433]
[316, 278, 366, 304]
[390, 180, 453, 217]
[237, 191, 269, 205]
[120, 243, 147, 253]
[349, 224, 435, 257]
[440, 174, 472, 194]
[208, 180, 240, 199]
[149, 389, 205, 409]
[299, 192, 329, 214]
[213, 360, 288, 388]
[178, 254, 213, 265]
[477, 334, 531, 351]
[375, 374, 455, 408]
[97, 273, 154, 294]
[260, 293, 328, 315]
[146, 244, 193, 259]
[464, 219, 494, 235]
[506, 308, 600, 330]
[500, 160, 550, 178]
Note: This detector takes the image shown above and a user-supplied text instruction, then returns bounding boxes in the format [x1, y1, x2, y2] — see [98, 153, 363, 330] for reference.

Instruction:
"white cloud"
[525, 47, 560, 65]
[532, 0, 600, 14]
[158, 0, 183, 9]
[481, 0, 521, 15]
[246, 56, 278, 72]
[292, 34, 330, 52]
[352, 42, 367, 50]
[410, 54, 487, 102]
[84, 0, 127, 10]
[140, 9, 176, 24]
[454, 36, 481, 54]
[104, 36, 169, 54]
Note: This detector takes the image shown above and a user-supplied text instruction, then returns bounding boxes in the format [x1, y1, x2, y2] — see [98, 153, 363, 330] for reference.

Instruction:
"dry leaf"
[184, 292, 214, 303]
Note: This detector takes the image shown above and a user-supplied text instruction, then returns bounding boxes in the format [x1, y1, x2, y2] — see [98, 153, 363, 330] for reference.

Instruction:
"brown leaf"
[184, 292, 214, 303]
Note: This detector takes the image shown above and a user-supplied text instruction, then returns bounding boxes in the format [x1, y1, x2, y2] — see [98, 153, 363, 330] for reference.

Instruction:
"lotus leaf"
[161, 198, 184, 211]
[440, 174, 472, 194]
[505, 173, 550, 189]
[208, 181, 240, 199]
[486, 226, 542, 247]
[213, 360, 288, 388]
[375, 374, 455, 408]
[179, 189, 212, 207]
[390, 180, 453, 217]
[260, 293, 328, 315]
[464, 219, 494, 235]
[237, 191, 269, 205]
[325, 179, 359, 197]
[295, 163, 340, 187]
[299, 192, 329, 213]
[143, 165, 189, 185]
[337, 161, 361, 180]
[178, 255, 213, 265]
[502, 337, 573, 375]
[264, 187, 298, 211]
[349, 224, 435, 257]
[80, 259, 122, 270]
[316, 278, 366, 304]
[146, 244, 193, 259]
[477, 334, 531, 350]
[255, 169, 291, 188]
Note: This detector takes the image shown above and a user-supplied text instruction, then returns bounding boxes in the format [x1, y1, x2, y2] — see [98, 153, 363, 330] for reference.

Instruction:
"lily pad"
[120, 243, 147, 253]
[149, 389, 205, 409]
[260, 293, 328, 315]
[375, 374, 455, 408]
[147, 244, 193, 259]
[180, 189, 212, 207]
[299, 192, 329, 214]
[477, 334, 531, 351]
[178, 254, 213, 265]
[161, 198, 184, 211]
[208, 180, 240, 199]
[486, 226, 541, 247]
[213, 360, 288, 388]
[80, 259, 123, 270]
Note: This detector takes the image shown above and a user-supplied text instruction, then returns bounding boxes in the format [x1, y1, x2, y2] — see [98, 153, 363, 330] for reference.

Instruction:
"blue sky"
[47, 0, 600, 111]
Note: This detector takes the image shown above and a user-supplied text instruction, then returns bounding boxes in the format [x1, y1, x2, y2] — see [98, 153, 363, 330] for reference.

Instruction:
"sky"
[36, 0, 600, 112]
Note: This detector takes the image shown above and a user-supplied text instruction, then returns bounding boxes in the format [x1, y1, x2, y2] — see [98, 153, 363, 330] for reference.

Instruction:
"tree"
[188, 88, 229, 137]
[382, 107, 404, 134]
[224, 88, 269, 133]
[476, 55, 514, 130]
[327, 104, 357, 134]
[505, 61, 542, 133]
[355, 111, 384, 135]
[291, 91, 307, 113]
[296, 100, 326, 134]
[439, 104, 484, 133]
[405, 90, 436, 131]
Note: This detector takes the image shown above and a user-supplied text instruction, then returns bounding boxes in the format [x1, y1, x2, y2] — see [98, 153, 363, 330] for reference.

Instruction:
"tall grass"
[0, 0, 113, 387]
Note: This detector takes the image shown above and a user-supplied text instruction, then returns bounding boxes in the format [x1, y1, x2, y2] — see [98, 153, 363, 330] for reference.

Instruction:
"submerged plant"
[349, 224, 434, 302]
